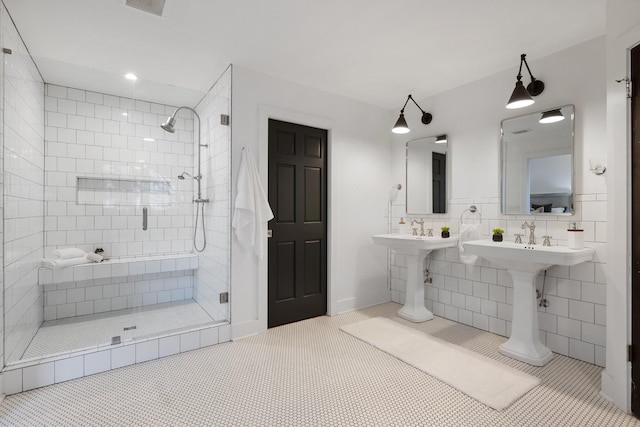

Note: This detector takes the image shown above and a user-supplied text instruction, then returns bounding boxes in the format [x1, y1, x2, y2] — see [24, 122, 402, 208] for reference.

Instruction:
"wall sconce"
[539, 108, 564, 124]
[392, 94, 433, 134]
[506, 54, 545, 109]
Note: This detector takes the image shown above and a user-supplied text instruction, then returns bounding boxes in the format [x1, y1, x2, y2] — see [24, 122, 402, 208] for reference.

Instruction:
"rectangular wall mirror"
[501, 105, 574, 215]
[406, 134, 447, 214]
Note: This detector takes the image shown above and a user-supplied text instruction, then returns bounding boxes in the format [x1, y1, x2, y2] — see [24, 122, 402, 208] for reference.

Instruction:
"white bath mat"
[340, 317, 539, 410]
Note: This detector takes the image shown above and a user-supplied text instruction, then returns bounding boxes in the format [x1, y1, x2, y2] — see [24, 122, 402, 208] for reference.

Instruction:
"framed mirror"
[406, 134, 448, 214]
[501, 105, 574, 215]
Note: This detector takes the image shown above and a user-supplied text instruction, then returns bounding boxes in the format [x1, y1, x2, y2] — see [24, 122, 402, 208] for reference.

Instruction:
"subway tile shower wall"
[44, 85, 195, 259]
[388, 195, 607, 367]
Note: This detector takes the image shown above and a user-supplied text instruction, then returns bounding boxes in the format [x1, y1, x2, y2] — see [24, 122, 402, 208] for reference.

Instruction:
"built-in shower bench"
[39, 253, 200, 322]
[39, 253, 199, 285]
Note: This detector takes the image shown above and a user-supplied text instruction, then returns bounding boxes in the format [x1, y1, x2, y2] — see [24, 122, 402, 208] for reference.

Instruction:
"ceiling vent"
[125, 0, 166, 16]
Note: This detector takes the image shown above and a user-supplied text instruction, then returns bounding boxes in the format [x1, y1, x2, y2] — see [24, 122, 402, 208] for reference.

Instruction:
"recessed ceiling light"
[122, 112, 128, 117]
[124, 73, 138, 81]
[143, 138, 155, 142]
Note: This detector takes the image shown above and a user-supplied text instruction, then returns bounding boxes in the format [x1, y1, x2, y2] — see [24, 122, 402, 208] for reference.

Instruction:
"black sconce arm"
[519, 54, 545, 96]
[400, 94, 432, 125]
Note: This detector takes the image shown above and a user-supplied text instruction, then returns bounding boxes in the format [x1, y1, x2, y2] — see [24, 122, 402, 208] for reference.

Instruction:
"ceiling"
[2, 0, 606, 110]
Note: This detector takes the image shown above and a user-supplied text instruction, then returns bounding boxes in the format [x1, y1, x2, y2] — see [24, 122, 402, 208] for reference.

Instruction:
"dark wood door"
[432, 152, 446, 213]
[267, 119, 327, 328]
[632, 43, 640, 417]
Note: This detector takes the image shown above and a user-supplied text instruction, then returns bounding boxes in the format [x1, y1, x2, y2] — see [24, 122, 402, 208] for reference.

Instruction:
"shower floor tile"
[21, 300, 216, 360]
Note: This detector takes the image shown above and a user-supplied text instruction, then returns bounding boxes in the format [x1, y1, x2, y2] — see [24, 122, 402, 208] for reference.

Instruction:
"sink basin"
[372, 234, 459, 322]
[462, 239, 595, 366]
[462, 240, 595, 272]
[372, 234, 460, 254]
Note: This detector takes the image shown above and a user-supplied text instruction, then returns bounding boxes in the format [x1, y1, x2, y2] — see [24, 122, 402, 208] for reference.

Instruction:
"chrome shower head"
[178, 171, 196, 180]
[161, 116, 176, 133]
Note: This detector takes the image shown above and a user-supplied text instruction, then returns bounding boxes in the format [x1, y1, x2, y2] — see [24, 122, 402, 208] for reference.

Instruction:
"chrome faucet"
[411, 218, 425, 236]
[521, 221, 536, 244]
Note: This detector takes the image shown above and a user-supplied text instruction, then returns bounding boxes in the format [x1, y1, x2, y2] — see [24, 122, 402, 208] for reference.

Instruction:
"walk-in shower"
[0, 2, 232, 390]
[162, 106, 209, 252]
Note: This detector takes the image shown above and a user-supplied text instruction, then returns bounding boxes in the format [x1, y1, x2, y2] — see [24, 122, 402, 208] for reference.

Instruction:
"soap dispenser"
[567, 222, 584, 249]
[398, 217, 409, 234]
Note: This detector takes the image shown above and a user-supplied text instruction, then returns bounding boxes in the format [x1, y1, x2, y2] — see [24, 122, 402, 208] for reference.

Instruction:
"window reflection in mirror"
[501, 105, 574, 215]
[406, 135, 447, 214]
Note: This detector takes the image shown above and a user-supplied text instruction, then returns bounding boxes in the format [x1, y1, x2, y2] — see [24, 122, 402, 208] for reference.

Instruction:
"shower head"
[178, 171, 196, 180]
[160, 116, 176, 133]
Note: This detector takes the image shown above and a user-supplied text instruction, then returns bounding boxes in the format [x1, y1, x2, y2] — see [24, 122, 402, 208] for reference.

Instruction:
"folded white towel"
[459, 223, 481, 265]
[86, 252, 104, 263]
[52, 248, 86, 259]
[41, 257, 89, 269]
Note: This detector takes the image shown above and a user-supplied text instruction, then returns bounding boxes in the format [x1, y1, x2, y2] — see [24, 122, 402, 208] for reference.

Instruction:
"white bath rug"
[340, 317, 540, 411]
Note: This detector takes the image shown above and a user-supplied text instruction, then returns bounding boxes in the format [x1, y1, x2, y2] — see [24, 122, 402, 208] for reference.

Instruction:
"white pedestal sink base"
[371, 234, 460, 324]
[397, 251, 433, 323]
[461, 240, 595, 367]
[499, 342, 553, 367]
[500, 269, 553, 366]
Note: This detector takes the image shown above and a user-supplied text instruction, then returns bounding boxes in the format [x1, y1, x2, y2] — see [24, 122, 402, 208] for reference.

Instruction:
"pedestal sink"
[372, 234, 459, 322]
[463, 240, 595, 366]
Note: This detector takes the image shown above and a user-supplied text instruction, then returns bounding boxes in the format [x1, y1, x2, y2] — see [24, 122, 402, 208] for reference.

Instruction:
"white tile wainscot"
[39, 254, 199, 320]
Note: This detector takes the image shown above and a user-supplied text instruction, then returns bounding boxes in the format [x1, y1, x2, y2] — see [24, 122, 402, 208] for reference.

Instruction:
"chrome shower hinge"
[220, 292, 229, 304]
[220, 114, 230, 126]
[2, 48, 11, 54]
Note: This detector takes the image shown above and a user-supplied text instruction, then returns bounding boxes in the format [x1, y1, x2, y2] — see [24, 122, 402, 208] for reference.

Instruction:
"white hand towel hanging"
[459, 223, 481, 265]
[232, 147, 274, 258]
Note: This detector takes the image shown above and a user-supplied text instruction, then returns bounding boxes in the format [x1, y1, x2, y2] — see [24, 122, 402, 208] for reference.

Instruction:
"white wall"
[2, 2, 45, 365]
[389, 37, 608, 366]
[230, 66, 392, 339]
[603, 0, 640, 411]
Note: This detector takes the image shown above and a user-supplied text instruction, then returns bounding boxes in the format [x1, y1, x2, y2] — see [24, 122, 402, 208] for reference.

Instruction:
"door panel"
[304, 167, 322, 222]
[275, 241, 296, 301]
[304, 240, 322, 295]
[268, 119, 328, 328]
[276, 165, 296, 223]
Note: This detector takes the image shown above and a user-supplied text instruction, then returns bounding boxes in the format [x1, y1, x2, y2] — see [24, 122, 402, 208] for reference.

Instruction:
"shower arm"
[168, 106, 205, 200]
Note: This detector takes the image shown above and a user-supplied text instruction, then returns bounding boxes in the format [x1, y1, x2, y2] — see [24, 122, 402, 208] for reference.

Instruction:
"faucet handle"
[427, 228, 433, 237]
[542, 235, 552, 246]
[412, 227, 418, 236]
[514, 233, 523, 244]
